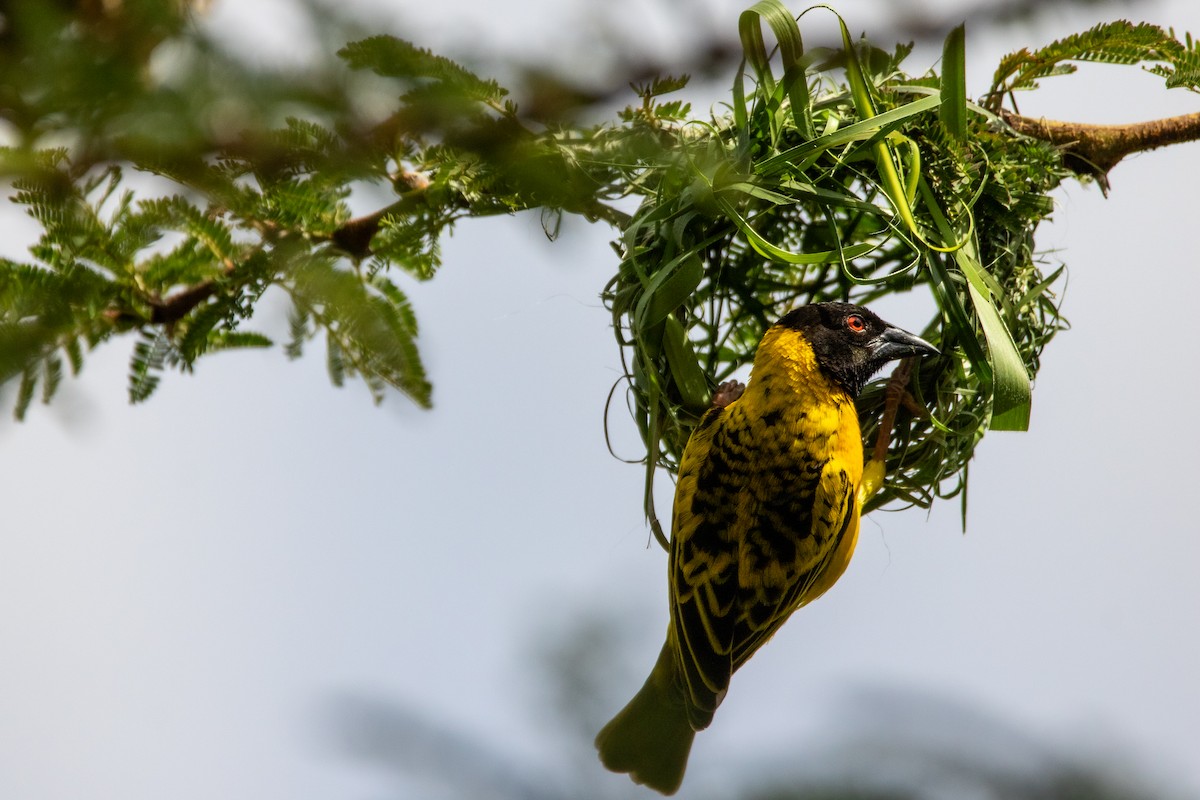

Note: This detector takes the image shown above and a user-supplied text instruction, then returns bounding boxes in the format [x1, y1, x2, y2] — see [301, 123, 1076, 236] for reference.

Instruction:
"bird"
[595, 301, 938, 795]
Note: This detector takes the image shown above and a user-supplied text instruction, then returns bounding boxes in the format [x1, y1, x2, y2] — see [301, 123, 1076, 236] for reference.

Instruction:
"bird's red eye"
[846, 314, 866, 332]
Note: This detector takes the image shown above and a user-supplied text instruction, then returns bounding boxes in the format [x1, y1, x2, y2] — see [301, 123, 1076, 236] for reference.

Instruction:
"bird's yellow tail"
[594, 641, 696, 795]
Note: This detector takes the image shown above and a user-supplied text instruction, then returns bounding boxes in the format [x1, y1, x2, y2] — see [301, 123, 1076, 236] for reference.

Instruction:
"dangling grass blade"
[662, 313, 711, 412]
[956, 245, 1031, 431]
[895, 133, 921, 205]
[1015, 265, 1065, 310]
[635, 252, 705, 330]
[941, 24, 968, 141]
[638, 355, 671, 552]
[834, 13, 922, 237]
[738, 0, 815, 140]
[732, 54, 750, 143]
[738, 4, 777, 95]
[722, 182, 797, 205]
[926, 252, 991, 381]
[773, 180, 888, 212]
[920, 177, 1031, 430]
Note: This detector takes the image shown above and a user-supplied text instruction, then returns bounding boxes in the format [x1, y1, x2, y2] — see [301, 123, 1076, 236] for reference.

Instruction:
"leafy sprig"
[987, 20, 1200, 107]
[2, 1, 1198, 533]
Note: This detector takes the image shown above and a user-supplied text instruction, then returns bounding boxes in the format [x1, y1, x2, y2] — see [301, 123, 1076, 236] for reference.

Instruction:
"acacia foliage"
[1, 0, 1198, 523]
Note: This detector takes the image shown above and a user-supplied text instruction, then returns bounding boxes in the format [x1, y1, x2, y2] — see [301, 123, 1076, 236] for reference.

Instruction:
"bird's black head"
[776, 302, 939, 396]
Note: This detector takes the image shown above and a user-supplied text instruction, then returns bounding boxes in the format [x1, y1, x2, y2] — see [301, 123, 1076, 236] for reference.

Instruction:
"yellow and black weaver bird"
[595, 302, 938, 794]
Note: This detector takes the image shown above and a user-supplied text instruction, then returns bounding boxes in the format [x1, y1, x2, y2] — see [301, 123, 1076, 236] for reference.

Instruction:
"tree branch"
[327, 172, 632, 259]
[149, 280, 220, 324]
[142, 258, 240, 326]
[329, 175, 434, 260]
[1002, 110, 1200, 187]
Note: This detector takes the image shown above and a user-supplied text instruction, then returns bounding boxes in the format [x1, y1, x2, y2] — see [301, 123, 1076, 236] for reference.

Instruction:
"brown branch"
[148, 254, 242, 324]
[330, 208, 393, 261]
[329, 173, 433, 260]
[148, 280, 219, 324]
[101, 276, 223, 327]
[101, 279, 219, 327]
[1002, 110, 1200, 186]
[328, 171, 632, 258]
[99, 259, 241, 329]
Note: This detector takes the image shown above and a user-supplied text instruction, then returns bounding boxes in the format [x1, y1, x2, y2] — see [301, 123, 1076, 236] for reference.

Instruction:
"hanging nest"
[602, 3, 1074, 544]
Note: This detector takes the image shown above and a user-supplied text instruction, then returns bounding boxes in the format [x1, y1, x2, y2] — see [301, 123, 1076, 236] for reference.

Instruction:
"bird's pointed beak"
[873, 325, 939, 363]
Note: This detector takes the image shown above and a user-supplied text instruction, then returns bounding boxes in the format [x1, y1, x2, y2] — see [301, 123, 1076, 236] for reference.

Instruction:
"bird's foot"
[711, 380, 746, 409]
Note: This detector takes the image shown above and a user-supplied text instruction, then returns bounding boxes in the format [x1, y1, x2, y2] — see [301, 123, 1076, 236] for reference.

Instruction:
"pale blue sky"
[2, 1, 1199, 798]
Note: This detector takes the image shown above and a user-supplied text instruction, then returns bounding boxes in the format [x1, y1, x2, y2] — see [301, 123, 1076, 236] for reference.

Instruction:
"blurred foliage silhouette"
[4, 0, 1200, 533]
[2, 2, 1196, 798]
[325, 610, 1184, 799]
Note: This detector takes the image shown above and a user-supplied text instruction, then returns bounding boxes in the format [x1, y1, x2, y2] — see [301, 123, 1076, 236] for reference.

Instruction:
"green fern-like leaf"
[40, 354, 63, 404]
[109, 190, 167, 265]
[140, 238, 221, 296]
[325, 330, 347, 387]
[634, 74, 691, 98]
[0, 258, 116, 400]
[371, 218, 443, 281]
[1064, 20, 1174, 64]
[250, 120, 358, 182]
[129, 331, 170, 404]
[65, 337, 85, 375]
[14, 366, 37, 421]
[286, 256, 431, 407]
[165, 196, 235, 265]
[259, 179, 349, 233]
[276, 117, 342, 161]
[653, 100, 693, 121]
[1147, 29, 1200, 92]
[1160, 62, 1200, 91]
[207, 331, 273, 352]
[10, 161, 149, 281]
[285, 304, 310, 360]
[989, 21, 1178, 103]
[369, 275, 419, 334]
[337, 36, 508, 105]
[174, 296, 232, 364]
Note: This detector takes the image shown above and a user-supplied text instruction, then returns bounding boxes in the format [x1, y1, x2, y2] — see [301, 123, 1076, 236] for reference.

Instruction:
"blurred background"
[1, 0, 1198, 798]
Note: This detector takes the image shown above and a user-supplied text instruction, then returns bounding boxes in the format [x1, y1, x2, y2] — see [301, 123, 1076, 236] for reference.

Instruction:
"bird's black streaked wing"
[668, 407, 745, 730]
[730, 471, 856, 671]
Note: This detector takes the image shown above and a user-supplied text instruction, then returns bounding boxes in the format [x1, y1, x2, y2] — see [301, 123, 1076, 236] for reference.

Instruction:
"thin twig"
[149, 280, 219, 324]
[148, 259, 239, 324]
[873, 358, 916, 464]
[329, 177, 434, 260]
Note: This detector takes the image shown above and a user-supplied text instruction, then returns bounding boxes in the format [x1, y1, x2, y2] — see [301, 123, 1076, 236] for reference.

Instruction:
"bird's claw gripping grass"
[711, 379, 746, 409]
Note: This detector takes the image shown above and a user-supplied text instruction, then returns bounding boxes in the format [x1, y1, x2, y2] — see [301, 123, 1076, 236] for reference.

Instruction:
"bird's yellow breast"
[669, 324, 865, 651]
[729, 327, 862, 590]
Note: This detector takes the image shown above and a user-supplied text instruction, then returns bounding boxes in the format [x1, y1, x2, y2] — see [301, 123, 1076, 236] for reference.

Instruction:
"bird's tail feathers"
[594, 641, 696, 795]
